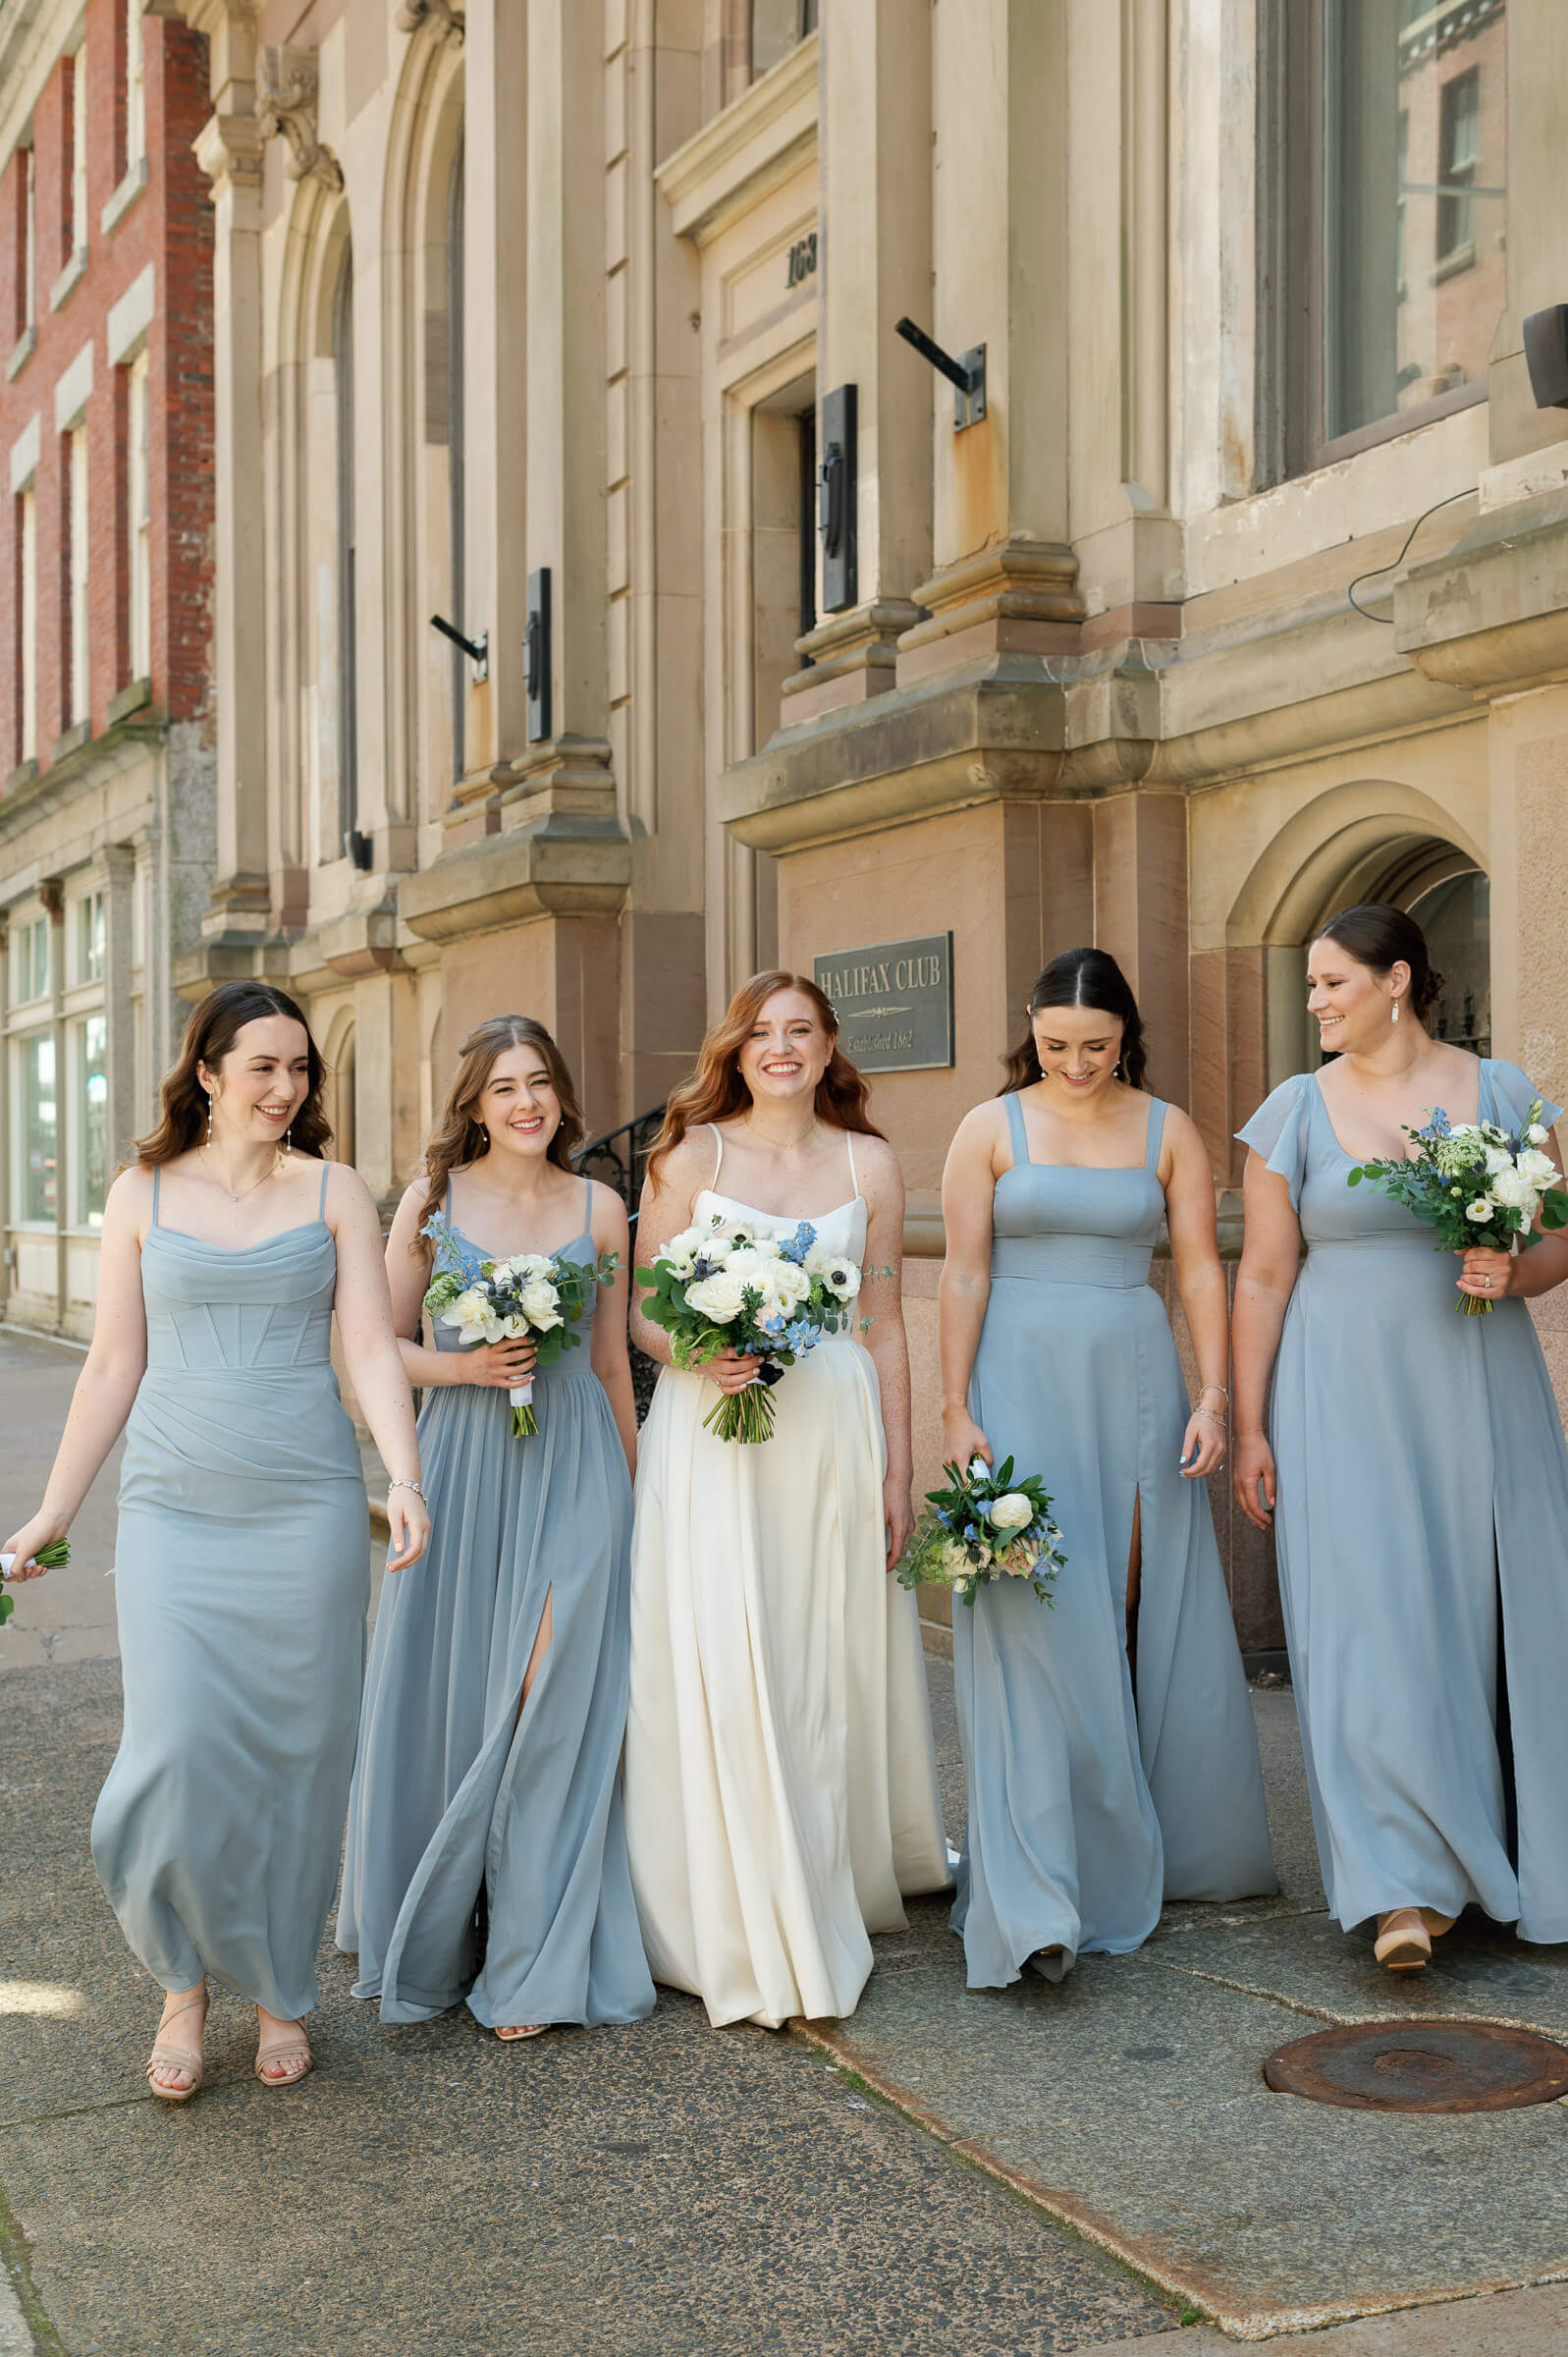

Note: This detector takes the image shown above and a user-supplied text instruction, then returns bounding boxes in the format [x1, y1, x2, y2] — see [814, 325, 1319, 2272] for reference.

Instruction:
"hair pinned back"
[1313, 903, 1443, 1020]
[1002, 947, 1149, 1093]
[647, 969, 884, 1188]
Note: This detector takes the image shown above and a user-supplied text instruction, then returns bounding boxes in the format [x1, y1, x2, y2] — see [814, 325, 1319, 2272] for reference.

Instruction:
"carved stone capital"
[256, 46, 344, 192]
[193, 106, 266, 192]
[395, 0, 464, 47]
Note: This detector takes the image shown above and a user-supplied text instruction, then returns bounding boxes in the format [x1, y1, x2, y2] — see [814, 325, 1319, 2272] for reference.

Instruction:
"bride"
[624, 969, 948, 2027]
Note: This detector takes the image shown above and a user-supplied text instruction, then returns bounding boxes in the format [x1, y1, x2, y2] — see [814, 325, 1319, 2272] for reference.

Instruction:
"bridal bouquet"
[0, 1539, 69, 1626]
[1347, 1098, 1568, 1315]
[637, 1212, 865, 1443]
[897, 1456, 1066, 1608]
[421, 1214, 618, 1433]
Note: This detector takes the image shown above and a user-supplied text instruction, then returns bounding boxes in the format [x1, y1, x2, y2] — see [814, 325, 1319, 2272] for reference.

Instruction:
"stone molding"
[395, 0, 464, 47]
[256, 46, 344, 192]
[398, 819, 633, 944]
[193, 105, 265, 192]
[1396, 492, 1568, 696]
[899, 541, 1086, 654]
[656, 29, 818, 244]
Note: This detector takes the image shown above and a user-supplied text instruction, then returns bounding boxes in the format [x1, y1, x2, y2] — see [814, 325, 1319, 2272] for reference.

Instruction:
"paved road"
[4, 1322, 1567, 2354]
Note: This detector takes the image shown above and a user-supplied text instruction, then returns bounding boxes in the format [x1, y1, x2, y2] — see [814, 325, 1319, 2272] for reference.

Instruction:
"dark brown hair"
[1002, 948, 1149, 1093]
[1313, 903, 1443, 1019]
[417, 1015, 585, 1232]
[647, 970, 884, 1187]
[135, 983, 330, 1164]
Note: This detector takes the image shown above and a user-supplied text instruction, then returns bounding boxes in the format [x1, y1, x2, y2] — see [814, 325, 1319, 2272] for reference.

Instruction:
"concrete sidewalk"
[4, 1321, 1568, 2352]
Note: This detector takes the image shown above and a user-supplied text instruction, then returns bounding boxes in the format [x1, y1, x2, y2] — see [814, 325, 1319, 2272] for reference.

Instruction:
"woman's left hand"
[884, 1474, 914, 1573]
[1456, 1246, 1515, 1303]
[1178, 1408, 1226, 1479]
[386, 1490, 432, 1570]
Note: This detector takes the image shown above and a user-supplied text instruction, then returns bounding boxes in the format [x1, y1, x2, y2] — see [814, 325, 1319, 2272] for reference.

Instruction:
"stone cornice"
[398, 818, 631, 942]
[656, 31, 818, 245]
[256, 45, 344, 193]
[1396, 490, 1568, 695]
[193, 105, 265, 191]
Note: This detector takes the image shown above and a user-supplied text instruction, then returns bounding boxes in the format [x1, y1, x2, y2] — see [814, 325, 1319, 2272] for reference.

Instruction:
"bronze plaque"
[814, 934, 954, 1074]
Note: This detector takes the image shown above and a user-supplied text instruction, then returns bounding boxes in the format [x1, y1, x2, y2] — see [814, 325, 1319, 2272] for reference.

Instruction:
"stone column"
[781, 0, 932, 724]
[39, 879, 66, 1327]
[102, 845, 137, 1175]
[191, 12, 269, 940]
[895, 0, 1081, 683]
[1485, 0, 1568, 470]
[0, 911, 10, 1323]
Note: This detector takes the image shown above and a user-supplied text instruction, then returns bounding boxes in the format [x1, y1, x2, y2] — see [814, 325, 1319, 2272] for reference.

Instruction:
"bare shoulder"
[953, 1097, 1009, 1146]
[322, 1159, 379, 1229]
[1158, 1101, 1206, 1157]
[105, 1163, 156, 1235]
[846, 1129, 904, 1193]
[648, 1128, 717, 1202]
[586, 1177, 630, 1247]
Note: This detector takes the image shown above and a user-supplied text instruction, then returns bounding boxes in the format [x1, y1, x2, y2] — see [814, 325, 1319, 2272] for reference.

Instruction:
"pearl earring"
[1392, 1000, 1401, 1024]
[205, 1091, 213, 1142]
[284, 1124, 293, 1156]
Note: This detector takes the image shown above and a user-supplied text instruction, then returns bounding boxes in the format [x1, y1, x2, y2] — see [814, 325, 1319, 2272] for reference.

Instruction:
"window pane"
[751, 0, 809, 81]
[20, 1031, 57, 1223]
[1323, 0, 1506, 443]
[79, 891, 105, 982]
[80, 1014, 108, 1228]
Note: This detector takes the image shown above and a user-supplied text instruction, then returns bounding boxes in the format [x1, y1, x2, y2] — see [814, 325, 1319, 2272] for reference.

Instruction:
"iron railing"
[574, 1103, 667, 1421]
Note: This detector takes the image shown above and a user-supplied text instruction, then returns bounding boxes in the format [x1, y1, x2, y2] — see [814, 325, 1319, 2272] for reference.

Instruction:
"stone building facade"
[0, 0, 215, 1336]
[30, 0, 1568, 1641]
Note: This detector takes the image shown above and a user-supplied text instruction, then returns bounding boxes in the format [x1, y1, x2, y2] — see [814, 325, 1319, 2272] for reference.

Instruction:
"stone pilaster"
[102, 845, 138, 1174]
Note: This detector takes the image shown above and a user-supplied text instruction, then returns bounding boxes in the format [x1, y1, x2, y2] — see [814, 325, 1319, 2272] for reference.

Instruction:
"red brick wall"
[0, 2, 212, 789]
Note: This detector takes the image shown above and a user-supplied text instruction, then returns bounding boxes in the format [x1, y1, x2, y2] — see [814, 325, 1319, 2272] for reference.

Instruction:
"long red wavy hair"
[647, 970, 884, 1187]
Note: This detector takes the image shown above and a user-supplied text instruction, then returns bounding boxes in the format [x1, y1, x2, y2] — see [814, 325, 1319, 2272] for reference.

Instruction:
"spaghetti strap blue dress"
[338, 1178, 654, 2030]
[91, 1160, 369, 2020]
[951, 1092, 1276, 1988]
[1239, 1058, 1568, 1941]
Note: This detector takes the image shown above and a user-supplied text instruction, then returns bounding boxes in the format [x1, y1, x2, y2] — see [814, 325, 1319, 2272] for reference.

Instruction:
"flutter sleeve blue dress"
[337, 1179, 655, 2030]
[1238, 1060, 1568, 1941]
[951, 1092, 1276, 1989]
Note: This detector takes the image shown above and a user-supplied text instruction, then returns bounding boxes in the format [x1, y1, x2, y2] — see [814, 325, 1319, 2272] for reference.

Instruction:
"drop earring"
[205, 1091, 213, 1143]
[284, 1124, 293, 1156]
[1392, 1000, 1401, 1024]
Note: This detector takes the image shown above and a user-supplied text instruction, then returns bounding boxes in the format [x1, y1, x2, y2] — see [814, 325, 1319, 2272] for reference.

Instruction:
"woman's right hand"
[1231, 1433, 1277, 1531]
[706, 1347, 764, 1396]
[1, 1514, 66, 1582]
[458, 1337, 538, 1389]
[942, 1409, 993, 1472]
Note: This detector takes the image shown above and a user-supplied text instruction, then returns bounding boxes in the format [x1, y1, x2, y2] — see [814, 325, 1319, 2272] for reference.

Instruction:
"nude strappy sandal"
[495, 2024, 549, 2042]
[254, 2025, 314, 2087]
[1374, 1909, 1432, 1971]
[146, 1995, 207, 2104]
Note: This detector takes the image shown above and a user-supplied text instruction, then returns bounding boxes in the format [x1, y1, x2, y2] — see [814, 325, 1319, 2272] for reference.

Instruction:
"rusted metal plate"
[1264, 2019, 1568, 2112]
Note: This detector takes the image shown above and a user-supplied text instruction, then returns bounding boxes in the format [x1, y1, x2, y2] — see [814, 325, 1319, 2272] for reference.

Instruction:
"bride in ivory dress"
[623, 971, 948, 2028]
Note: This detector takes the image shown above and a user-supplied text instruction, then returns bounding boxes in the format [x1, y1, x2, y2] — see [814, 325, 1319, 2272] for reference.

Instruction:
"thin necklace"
[201, 1144, 281, 1205]
[742, 1114, 819, 1153]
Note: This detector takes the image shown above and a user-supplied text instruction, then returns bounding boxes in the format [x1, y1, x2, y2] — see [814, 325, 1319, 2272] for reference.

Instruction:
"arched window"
[446, 137, 465, 782]
[332, 247, 358, 852]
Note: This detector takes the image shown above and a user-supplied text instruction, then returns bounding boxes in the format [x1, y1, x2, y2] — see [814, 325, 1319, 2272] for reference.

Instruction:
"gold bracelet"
[1198, 1383, 1230, 1404]
[1194, 1406, 1226, 1429]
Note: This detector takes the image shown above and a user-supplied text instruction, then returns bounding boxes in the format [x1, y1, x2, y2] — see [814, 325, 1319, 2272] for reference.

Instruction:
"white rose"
[1529, 1123, 1550, 1147]
[520, 1279, 563, 1329]
[700, 1230, 735, 1264]
[442, 1287, 502, 1343]
[766, 1259, 811, 1313]
[1487, 1168, 1532, 1212]
[1465, 1197, 1494, 1223]
[939, 1538, 971, 1580]
[684, 1269, 747, 1322]
[1483, 1144, 1513, 1177]
[505, 1252, 553, 1281]
[987, 1492, 1035, 1533]
[1518, 1149, 1559, 1188]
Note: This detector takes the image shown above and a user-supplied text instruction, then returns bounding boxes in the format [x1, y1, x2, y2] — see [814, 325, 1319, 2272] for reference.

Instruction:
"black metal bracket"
[429, 613, 488, 681]
[343, 827, 373, 870]
[894, 317, 986, 429]
[526, 568, 552, 743]
[818, 383, 857, 613]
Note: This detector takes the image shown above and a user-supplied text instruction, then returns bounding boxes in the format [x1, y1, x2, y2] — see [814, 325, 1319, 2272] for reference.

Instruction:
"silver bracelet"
[388, 1478, 426, 1503]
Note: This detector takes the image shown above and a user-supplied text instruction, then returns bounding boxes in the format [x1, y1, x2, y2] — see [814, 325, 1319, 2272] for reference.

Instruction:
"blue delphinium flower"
[781, 1316, 817, 1354]
[778, 1220, 816, 1266]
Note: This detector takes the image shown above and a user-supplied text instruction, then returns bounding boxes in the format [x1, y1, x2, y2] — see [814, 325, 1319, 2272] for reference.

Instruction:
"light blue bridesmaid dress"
[951, 1091, 1276, 1989]
[1239, 1059, 1568, 1941]
[90, 1161, 370, 2020]
[337, 1178, 655, 2030]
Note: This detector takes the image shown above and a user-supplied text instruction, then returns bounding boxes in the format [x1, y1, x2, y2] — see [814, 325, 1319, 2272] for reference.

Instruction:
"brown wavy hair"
[1001, 948, 1148, 1093]
[135, 983, 331, 1164]
[416, 1015, 586, 1233]
[647, 970, 884, 1187]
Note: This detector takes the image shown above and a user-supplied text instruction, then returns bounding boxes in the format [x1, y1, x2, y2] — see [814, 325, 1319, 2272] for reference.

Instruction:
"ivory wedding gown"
[623, 1126, 949, 2027]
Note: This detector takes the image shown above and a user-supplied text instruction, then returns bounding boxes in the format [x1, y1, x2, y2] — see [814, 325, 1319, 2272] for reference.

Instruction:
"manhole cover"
[1264, 2019, 1568, 2112]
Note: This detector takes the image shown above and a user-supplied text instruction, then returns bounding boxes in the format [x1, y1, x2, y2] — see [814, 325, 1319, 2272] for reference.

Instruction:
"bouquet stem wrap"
[1, 1539, 69, 1625]
[510, 1380, 537, 1438]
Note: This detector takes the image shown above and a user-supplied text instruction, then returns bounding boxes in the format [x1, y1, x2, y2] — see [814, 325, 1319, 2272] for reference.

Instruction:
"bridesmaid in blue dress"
[940, 949, 1274, 1989]
[338, 1015, 654, 2039]
[1233, 903, 1568, 1971]
[3, 983, 429, 2099]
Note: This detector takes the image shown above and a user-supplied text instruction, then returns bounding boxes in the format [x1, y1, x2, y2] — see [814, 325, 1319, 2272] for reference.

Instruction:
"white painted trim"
[8, 412, 39, 493]
[106, 261, 155, 365]
[53, 333, 93, 431]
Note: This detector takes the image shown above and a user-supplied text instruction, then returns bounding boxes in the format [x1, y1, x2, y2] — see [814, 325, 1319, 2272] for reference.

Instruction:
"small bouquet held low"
[636, 1212, 867, 1443]
[1348, 1098, 1568, 1315]
[0, 1539, 69, 1626]
[897, 1456, 1066, 1608]
[421, 1214, 619, 1433]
